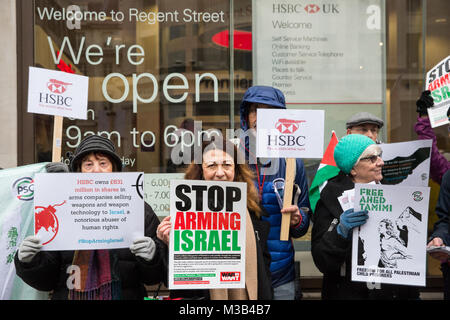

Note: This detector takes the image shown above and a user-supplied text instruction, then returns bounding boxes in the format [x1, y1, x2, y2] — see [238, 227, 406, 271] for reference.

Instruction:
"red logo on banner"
[220, 272, 241, 282]
[35, 200, 66, 245]
[305, 4, 320, 13]
[47, 79, 72, 94]
[275, 119, 306, 134]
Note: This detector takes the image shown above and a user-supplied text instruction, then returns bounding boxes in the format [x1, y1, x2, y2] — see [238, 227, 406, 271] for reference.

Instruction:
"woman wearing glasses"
[157, 138, 273, 300]
[311, 134, 419, 300]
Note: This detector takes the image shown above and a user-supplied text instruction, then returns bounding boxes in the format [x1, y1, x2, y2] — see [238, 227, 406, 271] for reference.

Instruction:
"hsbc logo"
[304, 4, 320, 13]
[267, 118, 307, 147]
[220, 272, 241, 282]
[275, 118, 306, 134]
[47, 79, 72, 94]
[39, 78, 73, 107]
[273, 3, 339, 14]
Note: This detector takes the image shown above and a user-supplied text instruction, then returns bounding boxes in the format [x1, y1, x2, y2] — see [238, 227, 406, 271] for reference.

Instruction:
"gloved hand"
[337, 209, 369, 239]
[45, 162, 69, 173]
[130, 237, 156, 262]
[17, 236, 43, 263]
[416, 90, 434, 116]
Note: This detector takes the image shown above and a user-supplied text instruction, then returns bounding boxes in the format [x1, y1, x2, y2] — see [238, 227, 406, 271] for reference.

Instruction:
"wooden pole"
[280, 158, 296, 240]
[52, 115, 63, 162]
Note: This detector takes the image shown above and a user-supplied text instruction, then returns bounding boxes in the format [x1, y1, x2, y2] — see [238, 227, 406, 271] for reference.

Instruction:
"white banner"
[256, 108, 324, 158]
[0, 163, 49, 300]
[169, 180, 247, 290]
[351, 184, 430, 287]
[34, 172, 144, 250]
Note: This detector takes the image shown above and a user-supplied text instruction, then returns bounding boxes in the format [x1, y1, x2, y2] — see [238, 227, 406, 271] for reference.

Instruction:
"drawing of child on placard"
[377, 219, 412, 268]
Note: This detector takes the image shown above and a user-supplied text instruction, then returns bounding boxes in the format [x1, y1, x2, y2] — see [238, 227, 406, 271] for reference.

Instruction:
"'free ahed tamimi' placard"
[351, 184, 430, 287]
[169, 180, 247, 290]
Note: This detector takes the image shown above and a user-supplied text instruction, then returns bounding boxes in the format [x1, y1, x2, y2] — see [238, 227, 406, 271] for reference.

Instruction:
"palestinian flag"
[309, 131, 340, 213]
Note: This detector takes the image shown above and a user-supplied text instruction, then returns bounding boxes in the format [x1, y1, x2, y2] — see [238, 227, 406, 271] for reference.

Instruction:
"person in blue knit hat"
[311, 134, 420, 300]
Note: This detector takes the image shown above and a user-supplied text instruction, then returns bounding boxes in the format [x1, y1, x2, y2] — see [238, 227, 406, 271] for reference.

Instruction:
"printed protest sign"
[351, 184, 430, 287]
[169, 180, 247, 290]
[426, 55, 450, 128]
[33, 172, 144, 250]
[256, 108, 324, 159]
[27, 66, 89, 119]
[379, 140, 431, 186]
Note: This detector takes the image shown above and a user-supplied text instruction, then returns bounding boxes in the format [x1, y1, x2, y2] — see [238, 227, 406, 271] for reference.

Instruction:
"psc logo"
[12, 177, 34, 201]
[412, 191, 423, 202]
[275, 118, 306, 134]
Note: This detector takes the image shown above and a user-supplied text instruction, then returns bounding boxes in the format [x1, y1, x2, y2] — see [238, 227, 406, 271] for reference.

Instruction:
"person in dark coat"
[239, 85, 310, 300]
[15, 135, 165, 300]
[427, 169, 450, 300]
[311, 134, 420, 300]
[157, 138, 273, 300]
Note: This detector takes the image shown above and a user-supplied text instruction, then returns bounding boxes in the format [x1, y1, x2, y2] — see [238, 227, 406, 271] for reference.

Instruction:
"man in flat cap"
[346, 111, 384, 143]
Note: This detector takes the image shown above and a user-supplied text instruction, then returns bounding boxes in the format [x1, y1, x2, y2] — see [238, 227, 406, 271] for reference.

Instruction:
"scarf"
[68, 250, 121, 300]
[210, 210, 258, 300]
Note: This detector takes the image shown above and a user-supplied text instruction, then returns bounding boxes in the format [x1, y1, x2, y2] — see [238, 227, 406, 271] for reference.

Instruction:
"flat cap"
[346, 112, 384, 129]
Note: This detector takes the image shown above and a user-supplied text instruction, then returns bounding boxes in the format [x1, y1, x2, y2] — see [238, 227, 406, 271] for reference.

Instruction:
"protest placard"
[379, 139, 431, 186]
[256, 108, 324, 159]
[33, 172, 144, 251]
[256, 108, 323, 239]
[426, 55, 450, 128]
[168, 179, 247, 290]
[27, 66, 89, 120]
[351, 184, 430, 287]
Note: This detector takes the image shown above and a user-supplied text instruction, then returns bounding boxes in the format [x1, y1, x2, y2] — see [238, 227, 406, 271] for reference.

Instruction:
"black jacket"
[15, 203, 164, 300]
[165, 207, 273, 300]
[311, 172, 419, 300]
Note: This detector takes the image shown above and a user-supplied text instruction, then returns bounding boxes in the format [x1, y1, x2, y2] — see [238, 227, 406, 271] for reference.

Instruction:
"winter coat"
[431, 169, 450, 245]
[15, 203, 164, 300]
[414, 116, 450, 184]
[311, 172, 420, 300]
[239, 86, 310, 288]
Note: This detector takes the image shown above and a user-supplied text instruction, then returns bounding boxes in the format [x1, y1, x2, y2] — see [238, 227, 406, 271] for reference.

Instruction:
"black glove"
[416, 90, 434, 116]
[45, 162, 69, 173]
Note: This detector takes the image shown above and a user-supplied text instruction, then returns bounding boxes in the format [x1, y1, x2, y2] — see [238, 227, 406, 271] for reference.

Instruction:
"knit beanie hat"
[69, 135, 122, 172]
[333, 134, 375, 174]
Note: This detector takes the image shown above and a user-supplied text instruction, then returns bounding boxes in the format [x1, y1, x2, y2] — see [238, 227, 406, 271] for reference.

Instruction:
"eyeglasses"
[360, 152, 383, 163]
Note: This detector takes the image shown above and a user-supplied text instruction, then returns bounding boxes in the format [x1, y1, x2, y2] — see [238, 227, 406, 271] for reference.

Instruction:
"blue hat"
[334, 134, 375, 174]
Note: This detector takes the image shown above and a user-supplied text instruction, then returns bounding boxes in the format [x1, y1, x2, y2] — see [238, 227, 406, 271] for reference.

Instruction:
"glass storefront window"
[27, 0, 448, 281]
